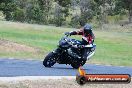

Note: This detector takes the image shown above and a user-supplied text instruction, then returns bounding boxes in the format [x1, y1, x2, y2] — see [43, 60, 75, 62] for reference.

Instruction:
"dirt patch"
[0, 78, 131, 88]
[0, 39, 37, 53]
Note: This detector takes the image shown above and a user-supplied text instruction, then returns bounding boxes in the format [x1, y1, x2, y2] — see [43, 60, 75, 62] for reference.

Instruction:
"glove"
[65, 32, 71, 36]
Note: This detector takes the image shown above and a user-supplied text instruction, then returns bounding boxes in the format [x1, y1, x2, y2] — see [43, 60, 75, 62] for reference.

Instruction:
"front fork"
[52, 48, 63, 62]
[87, 44, 96, 60]
[52, 48, 62, 54]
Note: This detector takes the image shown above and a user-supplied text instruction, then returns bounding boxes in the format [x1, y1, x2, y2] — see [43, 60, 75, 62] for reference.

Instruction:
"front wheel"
[43, 52, 56, 67]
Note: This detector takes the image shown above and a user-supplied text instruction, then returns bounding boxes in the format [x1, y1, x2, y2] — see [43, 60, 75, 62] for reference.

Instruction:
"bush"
[12, 7, 25, 22]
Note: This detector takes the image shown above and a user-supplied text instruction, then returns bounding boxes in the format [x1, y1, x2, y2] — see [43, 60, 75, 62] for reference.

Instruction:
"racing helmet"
[83, 24, 92, 35]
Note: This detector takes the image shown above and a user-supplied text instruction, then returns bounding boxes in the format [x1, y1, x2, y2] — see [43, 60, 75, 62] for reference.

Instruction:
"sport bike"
[43, 34, 96, 69]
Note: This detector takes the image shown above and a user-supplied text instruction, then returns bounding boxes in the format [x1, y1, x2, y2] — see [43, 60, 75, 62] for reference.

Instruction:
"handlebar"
[63, 34, 95, 48]
[63, 36, 75, 46]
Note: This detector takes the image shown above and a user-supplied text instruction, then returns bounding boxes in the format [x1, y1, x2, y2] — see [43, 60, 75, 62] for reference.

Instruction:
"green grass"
[90, 31, 132, 66]
[0, 21, 132, 66]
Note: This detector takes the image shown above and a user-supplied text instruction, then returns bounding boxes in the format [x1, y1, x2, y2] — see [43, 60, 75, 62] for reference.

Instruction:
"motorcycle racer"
[65, 23, 95, 60]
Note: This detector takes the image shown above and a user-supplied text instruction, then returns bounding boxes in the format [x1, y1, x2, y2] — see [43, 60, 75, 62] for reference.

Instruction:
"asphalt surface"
[0, 59, 132, 77]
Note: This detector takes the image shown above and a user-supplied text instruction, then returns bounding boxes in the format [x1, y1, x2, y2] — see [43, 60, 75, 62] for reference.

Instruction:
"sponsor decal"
[76, 67, 131, 85]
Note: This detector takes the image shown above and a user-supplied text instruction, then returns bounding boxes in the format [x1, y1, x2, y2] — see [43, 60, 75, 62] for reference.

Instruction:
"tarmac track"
[0, 59, 132, 77]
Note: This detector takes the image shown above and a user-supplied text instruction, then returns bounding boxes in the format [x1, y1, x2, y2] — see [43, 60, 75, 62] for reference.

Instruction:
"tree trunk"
[128, 8, 132, 23]
[126, 0, 132, 23]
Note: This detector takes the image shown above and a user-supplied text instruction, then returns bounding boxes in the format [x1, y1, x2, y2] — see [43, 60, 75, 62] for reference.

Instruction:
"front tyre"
[43, 52, 56, 67]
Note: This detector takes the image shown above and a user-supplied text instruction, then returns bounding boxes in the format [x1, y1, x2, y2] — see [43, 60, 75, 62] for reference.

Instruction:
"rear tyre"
[71, 60, 86, 69]
[43, 52, 56, 67]
[71, 62, 80, 69]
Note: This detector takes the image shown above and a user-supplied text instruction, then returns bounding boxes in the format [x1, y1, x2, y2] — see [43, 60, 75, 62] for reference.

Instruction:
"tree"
[55, 0, 71, 20]
[26, 4, 45, 24]
[38, 0, 53, 24]
[12, 0, 31, 23]
[53, 3, 65, 26]
[0, 0, 16, 20]
[70, 0, 80, 28]
[79, 0, 96, 26]
[12, 7, 25, 22]
[115, 0, 132, 23]
[70, 14, 80, 28]
[94, 0, 115, 24]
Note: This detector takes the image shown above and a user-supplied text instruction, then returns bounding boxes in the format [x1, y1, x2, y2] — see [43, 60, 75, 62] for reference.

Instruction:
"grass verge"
[0, 21, 132, 66]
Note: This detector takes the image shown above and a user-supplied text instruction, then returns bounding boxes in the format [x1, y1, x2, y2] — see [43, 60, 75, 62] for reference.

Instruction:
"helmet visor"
[84, 29, 92, 34]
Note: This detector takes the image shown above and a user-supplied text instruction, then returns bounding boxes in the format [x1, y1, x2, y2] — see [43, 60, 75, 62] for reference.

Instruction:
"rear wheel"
[43, 52, 56, 67]
[71, 63, 80, 69]
[71, 60, 86, 69]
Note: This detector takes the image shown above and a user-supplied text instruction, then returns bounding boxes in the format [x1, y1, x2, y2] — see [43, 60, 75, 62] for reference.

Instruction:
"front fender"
[52, 48, 62, 55]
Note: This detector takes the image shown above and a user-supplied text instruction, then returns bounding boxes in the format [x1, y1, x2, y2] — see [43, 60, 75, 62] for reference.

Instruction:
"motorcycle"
[43, 34, 96, 69]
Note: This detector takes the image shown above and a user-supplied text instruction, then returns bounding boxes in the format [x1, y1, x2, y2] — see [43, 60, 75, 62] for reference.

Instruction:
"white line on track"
[0, 76, 76, 82]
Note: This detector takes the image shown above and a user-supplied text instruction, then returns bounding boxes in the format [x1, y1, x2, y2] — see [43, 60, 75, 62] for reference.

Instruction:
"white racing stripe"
[87, 51, 95, 60]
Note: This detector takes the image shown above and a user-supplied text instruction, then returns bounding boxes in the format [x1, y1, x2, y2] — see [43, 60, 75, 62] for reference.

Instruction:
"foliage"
[53, 3, 65, 26]
[0, 0, 16, 20]
[12, 7, 25, 22]
[115, 0, 132, 22]
[0, 0, 131, 27]
[79, 0, 96, 26]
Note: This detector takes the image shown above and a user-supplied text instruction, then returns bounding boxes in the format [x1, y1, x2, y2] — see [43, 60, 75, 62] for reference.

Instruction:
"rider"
[65, 23, 95, 60]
